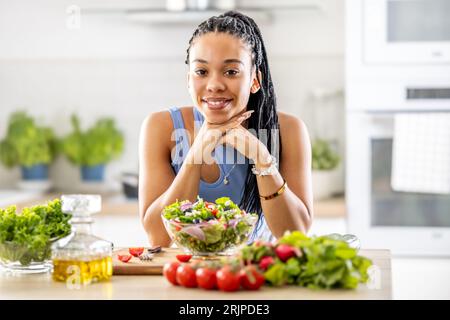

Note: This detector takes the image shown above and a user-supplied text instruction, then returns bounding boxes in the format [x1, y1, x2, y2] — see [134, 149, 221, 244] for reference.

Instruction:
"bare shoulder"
[277, 111, 310, 141]
[141, 109, 173, 131]
[140, 110, 175, 151]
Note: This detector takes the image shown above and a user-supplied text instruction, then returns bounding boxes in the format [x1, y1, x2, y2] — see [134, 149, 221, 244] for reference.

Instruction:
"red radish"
[275, 244, 297, 262]
[259, 256, 275, 271]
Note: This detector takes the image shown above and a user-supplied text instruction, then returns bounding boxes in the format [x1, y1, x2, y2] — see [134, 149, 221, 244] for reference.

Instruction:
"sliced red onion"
[180, 202, 193, 211]
[228, 219, 238, 228]
[181, 226, 205, 241]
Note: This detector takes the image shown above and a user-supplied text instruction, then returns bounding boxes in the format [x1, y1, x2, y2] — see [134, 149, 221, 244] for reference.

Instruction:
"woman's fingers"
[203, 110, 253, 150]
[209, 110, 253, 128]
[229, 110, 254, 128]
[237, 110, 254, 121]
[214, 110, 252, 140]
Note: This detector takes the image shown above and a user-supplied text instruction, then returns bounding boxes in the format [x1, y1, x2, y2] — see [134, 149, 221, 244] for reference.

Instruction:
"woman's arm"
[219, 113, 313, 238]
[138, 112, 201, 247]
[255, 115, 313, 238]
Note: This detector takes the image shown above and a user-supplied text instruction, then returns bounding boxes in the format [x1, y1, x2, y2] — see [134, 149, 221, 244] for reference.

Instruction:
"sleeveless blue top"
[167, 107, 275, 243]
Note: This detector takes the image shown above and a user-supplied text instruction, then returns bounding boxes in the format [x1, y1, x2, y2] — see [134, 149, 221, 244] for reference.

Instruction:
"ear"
[250, 70, 262, 94]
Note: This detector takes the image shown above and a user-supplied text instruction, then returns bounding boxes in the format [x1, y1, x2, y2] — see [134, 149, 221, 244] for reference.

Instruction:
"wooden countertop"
[0, 249, 391, 300]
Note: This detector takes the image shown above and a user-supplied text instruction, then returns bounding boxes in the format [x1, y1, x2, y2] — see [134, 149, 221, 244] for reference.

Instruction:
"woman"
[139, 11, 313, 247]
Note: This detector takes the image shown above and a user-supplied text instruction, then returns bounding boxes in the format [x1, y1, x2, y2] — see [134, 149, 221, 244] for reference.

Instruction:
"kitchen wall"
[0, 0, 345, 192]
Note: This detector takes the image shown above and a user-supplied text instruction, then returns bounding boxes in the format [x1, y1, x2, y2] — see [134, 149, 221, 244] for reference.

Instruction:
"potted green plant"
[311, 138, 341, 200]
[60, 115, 124, 181]
[0, 111, 57, 182]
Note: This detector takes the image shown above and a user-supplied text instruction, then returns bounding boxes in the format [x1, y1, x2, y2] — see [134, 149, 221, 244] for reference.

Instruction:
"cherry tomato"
[129, 247, 144, 257]
[176, 264, 197, 288]
[216, 266, 241, 292]
[196, 267, 217, 290]
[176, 254, 193, 263]
[117, 254, 132, 263]
[239, 266, 265, 290]
[163, 261, 181, 286]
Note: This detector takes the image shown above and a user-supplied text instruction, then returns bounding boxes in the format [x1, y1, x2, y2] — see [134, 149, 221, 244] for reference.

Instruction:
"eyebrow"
[192, 58, 244, 66]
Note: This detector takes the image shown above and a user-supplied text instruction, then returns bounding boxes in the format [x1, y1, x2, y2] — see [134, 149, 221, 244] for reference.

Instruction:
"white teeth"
[205, 100, 229, 105]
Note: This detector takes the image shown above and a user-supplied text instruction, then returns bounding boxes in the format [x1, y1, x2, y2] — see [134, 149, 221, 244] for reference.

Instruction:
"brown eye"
[225, 70, 239, 76]
[195, 69, 207, 76]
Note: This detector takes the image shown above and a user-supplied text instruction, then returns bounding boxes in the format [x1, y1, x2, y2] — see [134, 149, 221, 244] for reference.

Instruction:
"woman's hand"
[186, 109, 254, 165]
[217, 122, 272, 168]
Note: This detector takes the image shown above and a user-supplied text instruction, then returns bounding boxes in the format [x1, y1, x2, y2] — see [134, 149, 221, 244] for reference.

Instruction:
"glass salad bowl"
[0, 199, 71, 274]
[161, 197, 258, 256]
[0, 241, 54, 274]
[325, 233, 361, 252]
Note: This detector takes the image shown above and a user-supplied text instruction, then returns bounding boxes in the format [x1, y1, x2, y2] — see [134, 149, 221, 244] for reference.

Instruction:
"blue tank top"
[167, 106, 275, 243]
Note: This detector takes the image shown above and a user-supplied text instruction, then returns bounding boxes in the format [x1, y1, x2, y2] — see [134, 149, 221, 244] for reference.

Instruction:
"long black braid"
[185, 11, 282, 230]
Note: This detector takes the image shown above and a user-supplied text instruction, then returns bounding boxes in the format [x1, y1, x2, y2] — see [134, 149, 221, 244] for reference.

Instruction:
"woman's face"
[187, 32, 260, 124]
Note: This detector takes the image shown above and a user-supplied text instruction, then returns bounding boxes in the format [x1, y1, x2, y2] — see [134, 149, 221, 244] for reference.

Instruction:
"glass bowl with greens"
[0, 199, 71, 273]
[161, 197, 258, 256]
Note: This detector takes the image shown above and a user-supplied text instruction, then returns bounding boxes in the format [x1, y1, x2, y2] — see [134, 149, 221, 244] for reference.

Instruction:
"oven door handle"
[364, 110, 450, 115]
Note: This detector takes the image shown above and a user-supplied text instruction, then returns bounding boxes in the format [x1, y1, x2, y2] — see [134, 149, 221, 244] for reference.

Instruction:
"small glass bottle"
[51, 195, 113, 285]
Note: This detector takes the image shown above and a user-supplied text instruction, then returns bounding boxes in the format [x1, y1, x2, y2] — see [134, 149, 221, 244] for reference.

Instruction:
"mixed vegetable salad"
[162, 197, 258, 255]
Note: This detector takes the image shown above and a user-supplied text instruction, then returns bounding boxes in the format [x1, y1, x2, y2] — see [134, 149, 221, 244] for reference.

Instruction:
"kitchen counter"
[0, 249, 391, 300]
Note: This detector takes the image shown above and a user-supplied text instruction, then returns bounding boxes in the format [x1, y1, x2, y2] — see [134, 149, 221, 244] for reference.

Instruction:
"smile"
[202, 98, 233, 110]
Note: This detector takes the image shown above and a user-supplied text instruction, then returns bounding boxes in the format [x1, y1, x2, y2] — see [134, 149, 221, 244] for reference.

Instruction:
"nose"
[206, 73, 226, 92]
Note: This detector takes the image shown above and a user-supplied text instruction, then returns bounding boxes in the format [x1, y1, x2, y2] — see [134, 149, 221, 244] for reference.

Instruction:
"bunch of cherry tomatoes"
[163, 254, 265, 292]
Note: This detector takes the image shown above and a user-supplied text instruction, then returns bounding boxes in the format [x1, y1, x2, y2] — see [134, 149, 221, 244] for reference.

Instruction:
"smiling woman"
[187, 32, 259, 123]
[138, 11, 313, 247]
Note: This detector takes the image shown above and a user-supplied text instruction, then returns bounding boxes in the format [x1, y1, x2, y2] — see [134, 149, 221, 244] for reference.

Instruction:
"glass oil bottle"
[51, 195, 113, 285]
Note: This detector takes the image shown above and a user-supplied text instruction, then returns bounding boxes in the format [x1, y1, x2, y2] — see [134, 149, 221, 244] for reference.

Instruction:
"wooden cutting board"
[113, 247, 184, 275]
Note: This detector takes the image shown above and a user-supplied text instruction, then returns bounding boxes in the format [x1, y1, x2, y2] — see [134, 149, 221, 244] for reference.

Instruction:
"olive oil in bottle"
[51, 195, 113, 285]
[52, 256, 112, 285]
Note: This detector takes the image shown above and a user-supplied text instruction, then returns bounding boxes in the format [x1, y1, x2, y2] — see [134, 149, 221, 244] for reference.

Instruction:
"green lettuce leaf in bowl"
[0, 199, 71, 266]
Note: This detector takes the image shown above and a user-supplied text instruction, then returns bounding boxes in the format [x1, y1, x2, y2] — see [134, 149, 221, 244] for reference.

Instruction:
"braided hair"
[185, 11, 282, 228]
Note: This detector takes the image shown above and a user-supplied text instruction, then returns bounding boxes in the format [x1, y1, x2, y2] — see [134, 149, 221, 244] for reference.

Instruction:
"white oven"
[346, 110, 450, 256]
[346, 0, 450, 256]
[363, 0, 450, 64]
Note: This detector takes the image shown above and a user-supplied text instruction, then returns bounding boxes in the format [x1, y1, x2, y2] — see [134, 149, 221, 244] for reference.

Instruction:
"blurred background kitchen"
[0, 0, 449, 298]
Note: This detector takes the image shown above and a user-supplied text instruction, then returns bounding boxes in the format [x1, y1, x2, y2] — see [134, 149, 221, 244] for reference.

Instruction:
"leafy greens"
[0, 199, 71, 266]
[240, 231, 373, 290]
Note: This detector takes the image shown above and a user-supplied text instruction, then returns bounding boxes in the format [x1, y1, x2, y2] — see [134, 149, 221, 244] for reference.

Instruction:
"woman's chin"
[204, 113, 229, 125]
[202, 108, 233, 124]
